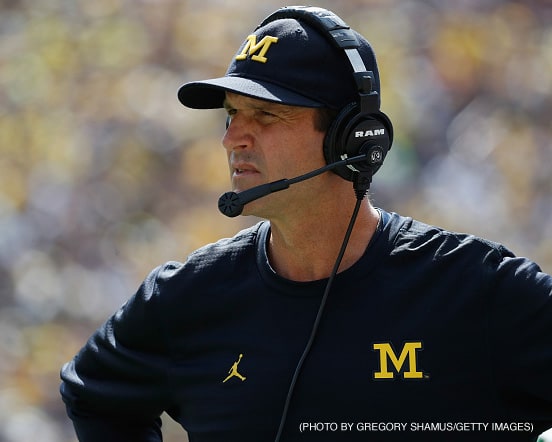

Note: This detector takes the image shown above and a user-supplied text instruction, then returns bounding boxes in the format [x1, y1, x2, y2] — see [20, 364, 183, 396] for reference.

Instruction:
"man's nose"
[222, 114, 252, 151]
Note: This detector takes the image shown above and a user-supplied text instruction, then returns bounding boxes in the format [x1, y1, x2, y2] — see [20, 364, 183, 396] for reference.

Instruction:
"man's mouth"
[232, 163, 259, 176]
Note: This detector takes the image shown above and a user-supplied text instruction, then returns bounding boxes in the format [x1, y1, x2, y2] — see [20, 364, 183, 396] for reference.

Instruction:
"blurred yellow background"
[0, 0, 551, 440]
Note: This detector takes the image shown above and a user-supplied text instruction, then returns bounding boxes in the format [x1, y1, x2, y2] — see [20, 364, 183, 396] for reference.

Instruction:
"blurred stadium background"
[0, 0, 551, 440]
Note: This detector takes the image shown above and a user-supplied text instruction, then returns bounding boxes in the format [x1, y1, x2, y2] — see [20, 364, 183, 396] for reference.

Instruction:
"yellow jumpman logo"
[223, 353, 246, 383]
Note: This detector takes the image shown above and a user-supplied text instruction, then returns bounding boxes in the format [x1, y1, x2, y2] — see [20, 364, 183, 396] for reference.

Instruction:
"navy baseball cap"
[177, 10, 381, 111]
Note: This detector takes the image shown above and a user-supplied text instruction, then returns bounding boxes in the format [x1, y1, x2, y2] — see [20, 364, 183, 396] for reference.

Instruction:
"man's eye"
[257, 110, 278, 121]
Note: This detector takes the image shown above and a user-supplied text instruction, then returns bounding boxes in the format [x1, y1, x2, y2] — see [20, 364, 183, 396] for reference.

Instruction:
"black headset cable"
[273, 172, 371, 442]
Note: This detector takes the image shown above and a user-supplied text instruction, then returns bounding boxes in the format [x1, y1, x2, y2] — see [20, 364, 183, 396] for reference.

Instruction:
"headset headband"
[258, 6, 379, 114]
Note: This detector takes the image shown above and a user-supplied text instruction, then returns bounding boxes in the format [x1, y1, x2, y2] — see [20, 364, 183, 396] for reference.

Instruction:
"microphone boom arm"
[217, 152, 369, 217]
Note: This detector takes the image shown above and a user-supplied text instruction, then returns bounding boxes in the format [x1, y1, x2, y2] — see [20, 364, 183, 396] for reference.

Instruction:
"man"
[60, 6, 552, 442]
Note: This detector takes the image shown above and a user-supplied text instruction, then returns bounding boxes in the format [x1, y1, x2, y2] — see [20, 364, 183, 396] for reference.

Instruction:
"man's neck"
[267, 201, 380, 282]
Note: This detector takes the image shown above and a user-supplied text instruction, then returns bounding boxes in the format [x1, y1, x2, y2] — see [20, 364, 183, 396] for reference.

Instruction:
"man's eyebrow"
[223, 99, 280, 114]
[223, 96, 296, 117]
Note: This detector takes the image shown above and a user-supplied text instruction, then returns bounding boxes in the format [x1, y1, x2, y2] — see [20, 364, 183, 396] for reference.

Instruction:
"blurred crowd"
[0, 0, 551, 440]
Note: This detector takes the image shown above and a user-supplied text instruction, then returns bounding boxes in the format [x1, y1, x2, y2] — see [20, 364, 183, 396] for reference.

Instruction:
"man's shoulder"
[153, 221, 266, 280]
[384, 211, 512, 261]
[187, 221, 266, 261]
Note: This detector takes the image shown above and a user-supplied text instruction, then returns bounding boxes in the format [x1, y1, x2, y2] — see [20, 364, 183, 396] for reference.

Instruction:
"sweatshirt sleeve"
[489, 249, 552, 426]
[60, 263, 179, 441]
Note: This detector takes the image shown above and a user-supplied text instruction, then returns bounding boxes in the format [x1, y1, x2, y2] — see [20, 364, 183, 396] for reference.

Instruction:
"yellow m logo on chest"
[373, 342, 425, 379]
[236, 35, 279, 63]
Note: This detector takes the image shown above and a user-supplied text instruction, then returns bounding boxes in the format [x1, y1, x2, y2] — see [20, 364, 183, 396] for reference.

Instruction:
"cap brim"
[177, 76, 324, 109]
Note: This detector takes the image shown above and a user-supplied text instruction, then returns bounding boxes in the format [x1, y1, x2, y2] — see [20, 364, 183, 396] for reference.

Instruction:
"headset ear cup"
[324, 103, 393, 182]
[323, 103, 357, 180]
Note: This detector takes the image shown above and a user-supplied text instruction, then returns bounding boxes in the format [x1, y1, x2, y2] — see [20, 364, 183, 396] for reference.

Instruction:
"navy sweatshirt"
[60, 211, 552, 441]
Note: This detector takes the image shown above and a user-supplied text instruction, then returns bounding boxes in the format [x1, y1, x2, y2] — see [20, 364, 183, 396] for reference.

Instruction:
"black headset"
[258, 6, 394, 184]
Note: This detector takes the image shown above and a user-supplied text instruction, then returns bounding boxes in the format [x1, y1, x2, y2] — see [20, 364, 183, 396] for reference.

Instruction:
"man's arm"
[491, 253, 552, 435]
[60, 265, 174, 441]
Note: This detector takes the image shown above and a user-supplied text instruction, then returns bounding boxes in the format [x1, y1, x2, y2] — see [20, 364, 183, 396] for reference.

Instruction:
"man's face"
[222, 92, 326, 218]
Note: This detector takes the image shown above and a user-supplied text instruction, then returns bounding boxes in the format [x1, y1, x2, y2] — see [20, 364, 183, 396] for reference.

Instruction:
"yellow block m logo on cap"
[236, 35, 279, 63]
[373, 341, 425, 379]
